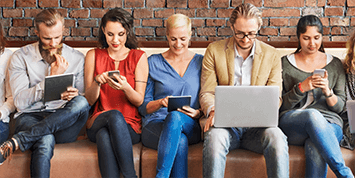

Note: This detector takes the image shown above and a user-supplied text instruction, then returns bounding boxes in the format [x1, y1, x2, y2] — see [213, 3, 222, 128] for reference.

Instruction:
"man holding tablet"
[200, 3, 289, 177]
[0, 9, 89, 177]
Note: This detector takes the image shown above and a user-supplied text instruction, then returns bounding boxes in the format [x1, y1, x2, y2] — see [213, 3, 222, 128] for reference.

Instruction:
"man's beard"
[39, 40, 63, 64]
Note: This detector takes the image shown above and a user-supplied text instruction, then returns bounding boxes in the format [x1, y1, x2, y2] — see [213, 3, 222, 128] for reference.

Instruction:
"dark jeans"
[0, 121, 9, 144]
[142, 111, 201, 178]
[87, 110, 140, 178]
[13, 96, 90, 178]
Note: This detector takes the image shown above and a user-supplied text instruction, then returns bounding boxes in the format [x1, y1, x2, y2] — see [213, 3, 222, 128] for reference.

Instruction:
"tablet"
[168, 96, 191, 112]
[44, 73, 75, 103]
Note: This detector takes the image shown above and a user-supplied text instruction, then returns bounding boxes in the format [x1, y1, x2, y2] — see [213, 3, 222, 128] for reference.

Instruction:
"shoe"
[0, 140, 13, 165]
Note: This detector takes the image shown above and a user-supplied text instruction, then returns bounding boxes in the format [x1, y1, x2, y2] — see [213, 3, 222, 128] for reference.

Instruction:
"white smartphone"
[313, 69, 326, 77]
[108, 70, 120, 82]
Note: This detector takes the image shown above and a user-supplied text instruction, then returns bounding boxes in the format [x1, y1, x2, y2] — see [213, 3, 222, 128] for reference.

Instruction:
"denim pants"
[87, 110, 140, 178]
[0, 121, 9, 144]
[13, 96, 89, 178]
[203, 126, 289, 178]
[142, 111, 201, 178]
[280, 108, 354, 178]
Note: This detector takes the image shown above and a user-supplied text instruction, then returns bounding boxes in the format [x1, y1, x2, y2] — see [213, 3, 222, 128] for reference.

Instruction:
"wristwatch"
[325, 89, 334, 98]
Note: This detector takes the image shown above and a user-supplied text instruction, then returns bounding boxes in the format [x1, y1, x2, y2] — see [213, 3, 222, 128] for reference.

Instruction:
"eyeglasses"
[234, 33, 257, 39]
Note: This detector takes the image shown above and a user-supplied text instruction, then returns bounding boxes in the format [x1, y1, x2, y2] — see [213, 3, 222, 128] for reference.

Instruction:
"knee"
[106, 110, 126, 126]
[302, 109, 327, 128]
[165, 111, 184, 128]
[70, 96, 90, 112]
[203, 128, 230, 154]
[263, 128, 288, 151]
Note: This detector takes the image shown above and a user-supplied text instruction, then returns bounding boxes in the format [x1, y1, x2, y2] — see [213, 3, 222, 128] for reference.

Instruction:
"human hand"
[107, 75, 130, 91]
[177, 106, 202, 119]
[312, 70, 331, 95]
[61, 87, 79, 101]
[204, 109, 215, 132]
[159, 96, 169, 108]
[50, 54, 69, 76]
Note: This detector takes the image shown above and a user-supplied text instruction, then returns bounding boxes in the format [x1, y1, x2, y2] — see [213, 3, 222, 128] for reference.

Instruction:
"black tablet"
[167, 96, 191, 112]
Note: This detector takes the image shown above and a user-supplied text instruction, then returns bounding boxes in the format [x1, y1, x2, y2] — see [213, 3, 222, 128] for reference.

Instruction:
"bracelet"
[135, 80, 147, 83]
[298, 83, 304, 93]
[325, 89, 334, 98]
[94, 75, 101, 86]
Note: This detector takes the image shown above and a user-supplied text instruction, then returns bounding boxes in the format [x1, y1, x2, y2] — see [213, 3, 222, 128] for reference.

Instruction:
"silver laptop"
[214, 86, 279, 128]
[346, 100, 355, 133]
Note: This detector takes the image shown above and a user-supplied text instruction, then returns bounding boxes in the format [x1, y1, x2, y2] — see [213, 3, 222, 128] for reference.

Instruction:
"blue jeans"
[280, 109, 354, 178]
[13, 96, 89, 178]
[142, 111, 201, 178]
[203, 126, 289, 178]
[87, 110, 140, 178]
[0, 121, 9, 144]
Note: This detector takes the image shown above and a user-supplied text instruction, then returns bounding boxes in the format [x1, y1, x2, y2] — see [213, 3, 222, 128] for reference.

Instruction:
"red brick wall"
[0, 0, 353, 42]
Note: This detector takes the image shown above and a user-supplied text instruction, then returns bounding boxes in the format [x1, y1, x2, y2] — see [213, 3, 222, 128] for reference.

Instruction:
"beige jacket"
[199, 37, 283, 115]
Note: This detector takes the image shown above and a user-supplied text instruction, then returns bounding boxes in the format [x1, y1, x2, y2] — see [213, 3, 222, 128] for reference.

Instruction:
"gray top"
[280, 54, 346, 128]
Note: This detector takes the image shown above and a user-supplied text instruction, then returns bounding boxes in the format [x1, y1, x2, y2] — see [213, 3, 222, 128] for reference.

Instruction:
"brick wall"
[0, 0, 354, 42]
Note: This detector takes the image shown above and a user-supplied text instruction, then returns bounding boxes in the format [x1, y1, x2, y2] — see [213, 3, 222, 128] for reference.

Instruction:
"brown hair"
[0, 22, 5, 54]
[35, 9, 64, 31]
[344, 30, 355, 73]
[229, 3, 262, 30]
[98, 8, 137, 49]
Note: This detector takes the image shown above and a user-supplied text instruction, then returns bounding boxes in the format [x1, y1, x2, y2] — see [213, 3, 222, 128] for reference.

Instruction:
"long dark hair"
[0, 22, 5, 54]
[98, 8, 137, 49]
[294, 15, 325, 53]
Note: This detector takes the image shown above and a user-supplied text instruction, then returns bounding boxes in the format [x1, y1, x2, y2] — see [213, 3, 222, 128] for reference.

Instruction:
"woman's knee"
[165, 111, 185, 128]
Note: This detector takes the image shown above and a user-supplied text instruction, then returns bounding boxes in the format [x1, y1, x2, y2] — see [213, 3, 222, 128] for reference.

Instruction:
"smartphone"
[313, 69, 326, 77]
[108, 70, 120, 82]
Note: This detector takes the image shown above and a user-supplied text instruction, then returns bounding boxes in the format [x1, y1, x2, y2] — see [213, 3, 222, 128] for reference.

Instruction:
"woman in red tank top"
[84, 8, 148, 178]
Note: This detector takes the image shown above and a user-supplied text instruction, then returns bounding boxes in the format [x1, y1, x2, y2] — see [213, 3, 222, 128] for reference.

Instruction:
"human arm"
[265, 51, 283, 107]
[199, 45, 218, 132]
[0, 60, 16, 122]
[84, 49, 101, 106]
[9, 51, 44, 111]
[107, 52, 149, 107]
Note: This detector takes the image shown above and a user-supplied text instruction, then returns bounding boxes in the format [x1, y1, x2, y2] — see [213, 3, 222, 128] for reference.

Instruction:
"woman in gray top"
[279, 15, 354, 177]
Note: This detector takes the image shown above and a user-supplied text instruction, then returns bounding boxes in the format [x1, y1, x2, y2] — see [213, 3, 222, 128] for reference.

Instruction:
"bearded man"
[0, 8, 89, 178]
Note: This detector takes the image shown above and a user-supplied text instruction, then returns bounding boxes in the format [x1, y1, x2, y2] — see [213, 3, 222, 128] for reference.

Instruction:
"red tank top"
[87, 48, 144, 134]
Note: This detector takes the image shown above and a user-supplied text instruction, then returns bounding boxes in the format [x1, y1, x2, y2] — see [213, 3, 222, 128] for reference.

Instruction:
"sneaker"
[0, 140, 13, 165]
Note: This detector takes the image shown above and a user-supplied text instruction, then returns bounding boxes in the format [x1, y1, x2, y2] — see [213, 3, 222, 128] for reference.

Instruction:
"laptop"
[346, 100, 355, 133]
[214, 86, 279, 128]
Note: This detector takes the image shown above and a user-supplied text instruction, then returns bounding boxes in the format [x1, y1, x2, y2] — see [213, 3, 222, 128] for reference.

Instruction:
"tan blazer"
[199, 37, 282, 115]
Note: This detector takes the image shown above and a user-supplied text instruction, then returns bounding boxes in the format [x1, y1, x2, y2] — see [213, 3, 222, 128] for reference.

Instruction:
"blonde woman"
[138, 14, 203, 178]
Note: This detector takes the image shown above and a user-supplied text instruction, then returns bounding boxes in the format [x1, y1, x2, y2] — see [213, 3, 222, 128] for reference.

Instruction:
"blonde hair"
[166, 14, 192, 36]
[229, 3, 262, 30]
[35, 9, 64, 31]
[344, 30, 355, 74]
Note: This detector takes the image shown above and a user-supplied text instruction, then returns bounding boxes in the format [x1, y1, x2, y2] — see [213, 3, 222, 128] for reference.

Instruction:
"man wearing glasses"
[200, 3, 289, 177]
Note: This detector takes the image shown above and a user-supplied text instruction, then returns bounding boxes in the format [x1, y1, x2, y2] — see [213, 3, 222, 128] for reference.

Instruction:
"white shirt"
[234, 42, 255, 86]
[8, 42, 85, 117]
[0, 49, 16, 123]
